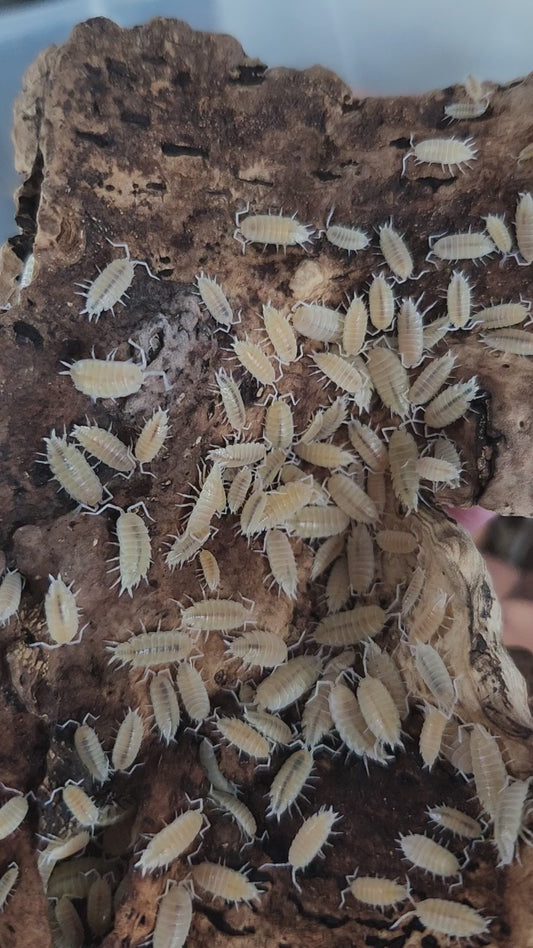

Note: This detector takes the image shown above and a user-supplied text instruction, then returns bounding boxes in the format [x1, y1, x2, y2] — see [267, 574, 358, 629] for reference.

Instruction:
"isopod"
[39, 829, 91, 866]
[254, 655, 321, 712]
[134, 407, 169, 465]
[515, 191, 533, 263]
[227, 466, 253, 512]
[265, 529, 298, 598]
[43, 574, 81, 646]
[375, 529, 417, 554]
[0, 863, 19, 911]
[288, 504, 350, 538]
[76, 240, 157, 322]
[312, 350, 368, 396]
[44, 430, 104, 508]
[493, 778, 530, 865]
[256, 447, 287, 488]
[0, 570, 22, 626]
[314, 604, 386, 647]
[191, 861, 262, 904]
[107, 506, 151, 596]
[301, 682, 334, 747]
[343, 295, 368, 355]
[483, 214, 513, 254]
[329, 681, 374, 757]
[444, 100, 488, 121]
[187, 463, 226, 539]
[198, 550, 220, 592]
[389, 429, 419, 512]
[61, 339, 167, 399]
[481, 327, 533, 355]
[402, 565, 425, 618]
[429, 232, 494, 262]
[234, 206, 314, 253]
[233, 337, 277, 386]
[62, 783, 99, 827]
[153, 883, 193, 948]
[343, 872, 408, 910]
[195, 272, 234, 329]
[262, 303, 298, 363]
[244, 708, 292, 745]
[215, 368, 246, 430]
[181, 597, 254, 632]
[346, 524, 375, 595]
[476, 302, 529, 329]
[87, 875, 113, 937]
[199, 738, 237, 796]
[419, 704, 449, 770]
[318, 397, 348, 440]
[423, 316, 451, 350]
[0, 795, 28, 841]
[166, 530, 209, 570]
[292, 303, 343, 343]
[398, 833, 460, 878]
[208, 441, 266, 468]
[446, 270, 472, 328]
[404, 136, 477, 175]
[112, 708, 144, 772]
[264, 399, 294, 449]
[357, 675, 402, 748]
[368, 273, 395, 330]
[216, 717, 270, 759]
[469, 723, 508, 817]
[294, 440, 355, 469]
[72, 421, 135, 472]
[74, 723, 110, 784]
[410, 898, 489, 938]
[347, 420, 388, 471]
[288, 806, 340, 887]
[54, 895, 84, 947]
[135, 806, 204, 875]
[324, 208, 369, 253]
[176, 661, 210, 724]
[209, 788, 257, 838]
[424, 378, 479, 428]
[240, 487, 268, 537]
[427, 804, 482, 840]
[325, 555, 350, 613]
[366, 347, 410, 417]
[150, 670, 180, 743]
[107, 626, 195, 668]
[412, 642, 455, 713]
[226, 628, 288, 669]
[379, 221, 414, 281]
[326, 473, 379, 524]
[397, 297, 424, 367]
[408, 352, 456, 405]
[364, 641, 408, 719]
[268, 748, 315, 819]
[310, 535, 345, 581]
[416, 455, 461, 484]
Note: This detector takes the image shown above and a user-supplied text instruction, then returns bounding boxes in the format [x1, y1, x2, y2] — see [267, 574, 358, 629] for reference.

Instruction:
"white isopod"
[412, 642, 455, 713]
[312, 350, 368, 396]
[209, 788, 257, 838]
[346, 523, 375, 595]
[226, 628, 288, 669]
[294, 440, 355, 469]
[74, 723, 109, 784]
[398, 833, 460, 877]
[136, 806, 204, 875]
[76, 240, 157, 322]
[446, 270, 472, 328]
[106, 505, 151, 597]
[244, 708, 292, 745]
[0, 570, 22, 626]
[216, 717, 270, 759]
[416, 455, 461, 484]
[310, 535, 345, 581]
[215, 368, 247, 430]
[329, 682, 375, 757]
[368, 273, 395, 330]
[397, 297, 424, 367]
[176, 661, 210, 723]
[389, 429, 420, 512]
[186, 462, 226, 539]
[419, 704, 449, 770]
[199, 739, 237, 796]
[324, 208, 369, 253]
[423, 316, 451, 350]
[44, 430, 104, 508]
[191, 861, 262, 904]
[134, 407, 169, 465]
[483, 214, 513, 254]
[43, 574, 82, 646]
[195, 272, 234, 329]
[481, 327, 533, 355]
[476, 302, 529, 329]
[408, 352, 456, 405]
[208, 441, 266, 468]
[240, 487, 268, 537]
[107, 626, 195, 669]
[227, 466, 253, 512]
[166, 530, 209, 570]
[268, 749, 316, 819]
[150, 670, 180, 744]
[153, 883, 193, 948]
[0, 795, 28, 841]
[424, 378, 479, 428]
[327, 473, 379, 524]
[515, 191, 533, 263]
[72, 421, 135, 472]
[343, 872, 408, 910]
[375, 529, 418, 554]
[112, 708, 144, 771]
[431, 439, 462, 487]
[0, 863, 19, 911]
[379, 221, 414, 281]
[288, 504, 350, 538]
[402, 565, 425, 618]
[62, 783, 100, 827]
[366, 347, 410, 417]
[256, 447, 287, 488]
[62, 338, 167, 399]
[364, 641, 408, 719]
[262, 303, 298, 363]
[404, 136, 477, 175]
[255, 655, 321, 712]
[410, 898, 489, 939]
[264, 399, 294, 449]
[292, 303, 343, 342]
[314, 604, 386, 647]
[343, 295, 368, 355]
[427, 804, 482, 840]
[287, 806, 340, 888]
[87, 875, 113, 937]
[444, 100, 488, 121]
[357, 675, 402, 748]
[318, 397, 349, 440]
[347, 419, 388, 471]
[493, 778, 530, 865]
[198, 550, 220, 592]
[325, 555, 351, 613]
[469, 723, 508, 817]
[429, 232, 495, 262]
[181, 597, 254, 632]
[301, 682, 334, 748]
[232, 337, 277, 386]
[265, 529, 298, 598]
[234, 206, 314, 253]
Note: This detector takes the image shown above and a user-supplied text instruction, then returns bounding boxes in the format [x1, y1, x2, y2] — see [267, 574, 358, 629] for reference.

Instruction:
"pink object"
[447, 506, 497, 536]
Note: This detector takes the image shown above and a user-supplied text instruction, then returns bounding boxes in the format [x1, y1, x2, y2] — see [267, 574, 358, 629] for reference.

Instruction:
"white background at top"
[0, 0, 532, 246]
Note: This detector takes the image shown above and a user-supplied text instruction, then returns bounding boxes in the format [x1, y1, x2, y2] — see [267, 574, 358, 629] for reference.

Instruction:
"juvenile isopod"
[195, 272, 234, 329]
[227, 466, 253, 513]
[375, 529, 417, 554]
[483, 214, 513, 255]
[398, 833, 460, 878]
[424, 377, 479, 428]
[199, 739, 237, 796]
[176, 661, 210, 724]
[234, 206, 314, 253]
[428, 232, 495, 262]
[379, 221, 414, 281]
[208, 441, 266, 468]
[323, 208, 369, 253]
[186, 462, 226, 539]
[240, 487, 267, 537]
[409, 586, 448, 642]
[150, 670, 180, 744]
[446, 270, 472, 328]
[226, 628, 288, 669]
[343, 872, 408, 910]
[72, 421, 135, 473]
[107, 626, 195, 669]
[0, 795, 29, 841]
[412, 642, 455, 713]
[419, 704, 449, 770]
[346, 523, 375, 595]
[106, 505, 151, 597]
[347, 420, 388, 471]
[343, 295, 368, 355]
[0, 570, 22, 626]
[292, 303, 343, 343]
[262, 303, 298, 363]
[62, 783, 100, 828]
[368, 273, 395, 330]
[408, 352, 456, 405]
[61, 339, 167, 399]
[265, 529, 298, 598]
[389, 429, 420, 512]
[310, 535, 345, 581]
[357, 675, 402, 749]
[134, 407, 169, 466]
[191, 861, 262, 904]
[294, 440, 355, 469]
[232, 337, 277, 386]
[515, 191, 533, 263]
[198, 550, 220, 592]
[427, 804, 482, 840]
[209, 788, 257, 838]
[288, 504, 350, 538]
[74, 723, 110, 784]
[153, 882, 193, 948]
[366, 347, 410, 417]
[244, 708, 292, 745]
[329, 681, 375, 757]
[469, 723, 508, 818]
[264, 399, 294, 449]
[181, 597, 254, 633]
[314, 604, 386, 647]
[254, 655, 321, 712]
[408, 898, 489, 938]
[0, 863, 19, 911]
[327, 473, 379, 524]
[43, 574, 82, 647]
[215, 369, 247, 431]
[287, 806, 341, 888]
[402, 565, 425, 618]
[444, 100, 488, 121]
[403, 136, 477, 175]
[112, 708, 144, 771]
[76, 240, 158, 322]
[397, 297, 424, 367]
[481, 327, 533, 355]
[166, 530, 209, 570]
[493, 778, 530, 865]
[216, 717, 270, 759]
[44, 430, 104, 508]
[135, 806, 205, 875]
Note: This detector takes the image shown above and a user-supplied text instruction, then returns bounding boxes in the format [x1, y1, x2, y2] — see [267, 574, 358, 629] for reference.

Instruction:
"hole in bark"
[146, 181, 167, 192]
[237, 176, 274, 187]
[389, 137, 411, 149]
[229, 62, 267, 85]
[121, 110, 151, 128]
[13, 321, 43, 349]
[75, 129, 114, 148]
[29, 460, 51, 488]
[8, 148, 43, 260]
[172, 71, 192, 87]
[312, 169, 342, 181]
[417, 176, 457, 191]
[161, 142, 209, 158]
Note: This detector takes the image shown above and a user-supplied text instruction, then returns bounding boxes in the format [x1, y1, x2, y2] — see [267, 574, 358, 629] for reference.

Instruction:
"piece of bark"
[0, 15, 533, 948]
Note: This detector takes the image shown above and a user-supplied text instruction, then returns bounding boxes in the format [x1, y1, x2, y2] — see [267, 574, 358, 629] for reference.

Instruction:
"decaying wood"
[0, 15, 533, 948]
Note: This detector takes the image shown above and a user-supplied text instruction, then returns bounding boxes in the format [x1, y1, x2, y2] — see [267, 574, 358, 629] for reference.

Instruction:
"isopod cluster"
[1, 66, 533, 948]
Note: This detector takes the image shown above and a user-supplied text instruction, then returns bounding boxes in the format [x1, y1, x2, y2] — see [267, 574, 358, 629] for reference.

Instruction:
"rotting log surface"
[0, 16, 533, 948]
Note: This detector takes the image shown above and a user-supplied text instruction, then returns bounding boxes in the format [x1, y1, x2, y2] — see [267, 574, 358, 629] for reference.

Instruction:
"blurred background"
[0, 0, 532, 671]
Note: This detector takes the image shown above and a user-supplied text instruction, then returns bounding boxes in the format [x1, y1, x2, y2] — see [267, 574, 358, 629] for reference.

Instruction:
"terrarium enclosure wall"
[0, 5, 533, 948]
